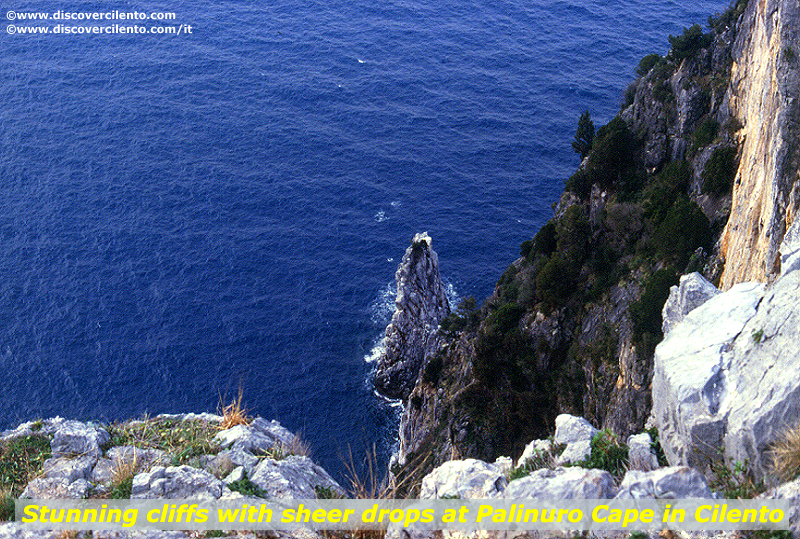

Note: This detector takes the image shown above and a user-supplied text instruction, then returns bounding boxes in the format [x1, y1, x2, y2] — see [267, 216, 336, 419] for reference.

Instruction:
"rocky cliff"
[720, 0, 800, 288]
[373, 232, 451, 401]
[380, 0, 800, 490]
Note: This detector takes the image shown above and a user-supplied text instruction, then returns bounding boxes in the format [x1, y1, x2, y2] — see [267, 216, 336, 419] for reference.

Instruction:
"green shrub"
[652, 197, 713, 266]
[636, 53, 662, 77]
[556, 205, 591, 267]
[702, 146, 738, 196]
[565, 169, 593, 199]
[0, 435, 51, 509]
[109, 476, 134, 499]
[439, 296, 480, 337]
[228, 470, 269, 498]
[487, 303, 525, 335]
[630, 268, 679, 344]
[586, 117, 639, 192]
[669, 24, 713, 61]
[509, 442, 567, 482]
[572, 111, 595, 159]
[520, 240, 533, 258]
[532, 220, 558, 258]
[535, 256, 575, 310]
[693, 117, 719, 149]
[709, 459, 765, 499]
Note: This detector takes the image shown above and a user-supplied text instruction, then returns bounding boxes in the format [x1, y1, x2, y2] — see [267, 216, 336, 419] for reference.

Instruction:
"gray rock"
[20, 477, 92, 499]
[40, 455, 97, 482]
[214, 418, 299, 457]
[0, 524, 63, 539]
[759, 476, 800, 537]
[504, 467, 616, 499]
[213, 447, 259, 476]
[615, 466, 712, 499]
[780, 219, 800, 277]
[626, 433, 659, 472]
[130, 465, 224, 499]
[554, 414, 598, 445]
[250, 417, 298, 446]
[516, 439, 552, 468]
[92, 456, 116, 484]
[555, 440, 591, 466]
[107, 445, 169, 472]
[721, 270, 800, 477]
[249, 455, 343, 499]
[224, 465, 246, 484]
[662, 272, 720, 337]
[374, 232, 451, 400]
[419, 459, 507, 499]
[0, 417, 65, 443]
[50, 420, 110, 458]
[652, 281, 764, 470]
[95, 532, 195, 539]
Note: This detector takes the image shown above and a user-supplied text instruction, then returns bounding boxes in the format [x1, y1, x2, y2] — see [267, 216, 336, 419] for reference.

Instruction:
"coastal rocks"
[249, 455, 343, 499]
[652, 279, 764, 470]
[554, 414, 598, 446]
[51, 420, 110, 458]
[719, 0, 800, 288]
[661, 272, 720, 336]
[214, 417, 298, 455]
[614, 467, 713, 499]
[503, 467, 616, 499]
[374, 232, 451, 400]
[420, 459, 508, 499]
[626, 433, 659, 472]
[131, 465, 225, 499]
[654, 248, 800, 479]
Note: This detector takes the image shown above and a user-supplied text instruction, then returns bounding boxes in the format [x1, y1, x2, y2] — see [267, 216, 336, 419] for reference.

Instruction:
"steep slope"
[381, 0, 789, 493]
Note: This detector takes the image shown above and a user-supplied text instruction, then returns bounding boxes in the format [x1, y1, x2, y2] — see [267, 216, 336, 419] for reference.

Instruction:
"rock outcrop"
[719, 0, 800, 288]
[374, 232, 451, 400]
[653, 232, 800, 480]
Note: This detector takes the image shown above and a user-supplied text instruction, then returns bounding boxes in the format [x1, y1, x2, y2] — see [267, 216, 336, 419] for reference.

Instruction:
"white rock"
[652, 281, 764, 470]
[779, 218, 800, 277]
[662, 272, 720, 337]
[516, 439, 552, 468]
[614, 466, 712, 499]
[554, 414, 598, 445]
[555, 439, 591, 466]
[131, 465, 224, 499]
[503, 467, 616, 499]
[626, 433, 659, 471]
[420, 459, 507, 499]
[50, 420, 110, 458]
[20, 477, 92, 499]
[40, 455, 96, 483]
[249, 455, 343, 499]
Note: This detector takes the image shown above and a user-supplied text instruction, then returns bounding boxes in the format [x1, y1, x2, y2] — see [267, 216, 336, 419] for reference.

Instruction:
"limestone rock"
[50, 420, 110, 458]
[40, 455, 96, 483]
[130, 465, 225, 499]
[0, 417, 65, 442]
[374, 232, 451, 400]
[555, 440, 591, 466]
[662, 272, 720, 337]
[626, 433, 659, 472]
[516, 439, 552, 468]
[554, 414, 598, 446]
[614, 466, 712, 499]
[503, 467, 616, 499]
[107, 445, 169, 472]
[652, 281, 764, 470]
[214, 418, 298, 456]
[420, 459, 507, 499]
[721, 270, 800, 476]
[779, 218, 800, 277]
[20, 477, 92, 499]
[249, 455, 343, 499]
[759, 476, 800, 537]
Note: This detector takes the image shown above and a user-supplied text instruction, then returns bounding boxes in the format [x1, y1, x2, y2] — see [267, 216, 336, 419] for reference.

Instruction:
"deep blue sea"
[1, 0, 727, 480]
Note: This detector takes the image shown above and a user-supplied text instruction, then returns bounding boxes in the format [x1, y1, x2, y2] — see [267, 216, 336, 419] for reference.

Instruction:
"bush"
[486, 303, 525, 335]
[535, 255, 575, 310]
[630, 268, 679, 344]
[573, 429, 629, 478]
[693, 117, 719, 149]
[768, 423, 800, 484]
[585, 117, 639, 192]
[669, 24, 713, 61]
[702, 146, 738, 196]
[532, 220, 558, 258]
[652, 197, 713, 267]
[556, 205, 591, 268]
[636, 53, 662, 77]
[572, 111, 595, 159]
[565, 169, 593, 199]
[439, 296, 480, 337]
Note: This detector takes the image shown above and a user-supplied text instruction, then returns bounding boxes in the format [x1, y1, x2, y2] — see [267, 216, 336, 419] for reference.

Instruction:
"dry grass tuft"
[219, 388, 252, 429]
[768, 423, 800, 485]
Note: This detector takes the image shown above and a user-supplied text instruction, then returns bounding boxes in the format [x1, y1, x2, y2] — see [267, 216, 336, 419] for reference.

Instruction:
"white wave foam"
[374, 210, 387, 222]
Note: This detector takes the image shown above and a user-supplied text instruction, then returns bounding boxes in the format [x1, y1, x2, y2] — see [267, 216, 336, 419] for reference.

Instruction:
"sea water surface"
[0, 0, 728, 479]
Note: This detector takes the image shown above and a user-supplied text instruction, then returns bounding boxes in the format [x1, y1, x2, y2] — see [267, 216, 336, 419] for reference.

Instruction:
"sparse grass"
[219, 388, 252, 429]
[227, 469, 269, 498]
[508, 442, 567, 482]
[0, 434, 51, 520]
[106, 449, 138, 499]
[342, 446, 394, 500]
[106, 418, 221, 466]
[752, 328, 765, 343]
[768, 423, 800, 485]
[265, 435, 312, 460]
[572, 429, 629, 479]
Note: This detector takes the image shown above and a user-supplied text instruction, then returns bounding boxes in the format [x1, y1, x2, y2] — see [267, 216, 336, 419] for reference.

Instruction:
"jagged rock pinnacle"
[373, 232, 450, 400]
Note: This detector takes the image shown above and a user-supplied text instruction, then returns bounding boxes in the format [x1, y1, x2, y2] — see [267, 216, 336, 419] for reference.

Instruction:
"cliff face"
[720, 0, 800, 288]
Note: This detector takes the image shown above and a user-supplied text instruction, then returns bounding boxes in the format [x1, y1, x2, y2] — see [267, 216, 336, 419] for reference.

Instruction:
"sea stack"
[373, 232, 451, 400]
